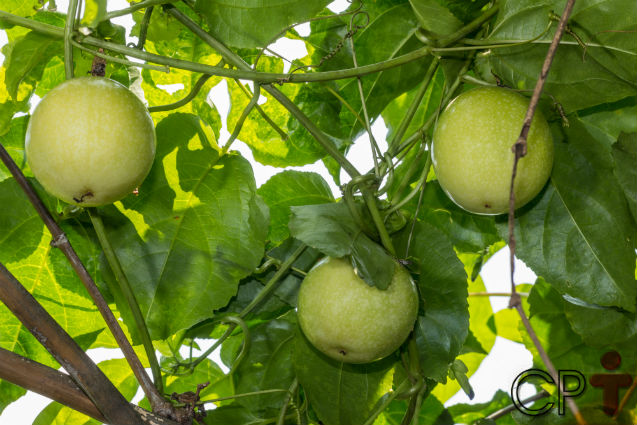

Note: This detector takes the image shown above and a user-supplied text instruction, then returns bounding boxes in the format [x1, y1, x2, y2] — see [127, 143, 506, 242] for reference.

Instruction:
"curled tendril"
[274, 0, 372, 83]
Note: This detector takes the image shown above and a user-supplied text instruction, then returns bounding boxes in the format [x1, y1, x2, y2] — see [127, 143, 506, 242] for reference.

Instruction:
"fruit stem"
[87, 208, 165, 397]
[276, 378, 299, 425]
[388, 58, 440, 151]
[222, 82, 261, 154]
[63, 0, 79, 79]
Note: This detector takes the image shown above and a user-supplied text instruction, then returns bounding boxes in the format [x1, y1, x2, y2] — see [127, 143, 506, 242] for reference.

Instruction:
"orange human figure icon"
[589, 350, 632, 416]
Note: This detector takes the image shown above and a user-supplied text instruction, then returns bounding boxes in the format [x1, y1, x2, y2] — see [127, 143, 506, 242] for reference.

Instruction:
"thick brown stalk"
[0, 348, 181, 425]
[0, 143, 169, 413]
[0, 262, 142, 424]
[0, 347, 105, 421]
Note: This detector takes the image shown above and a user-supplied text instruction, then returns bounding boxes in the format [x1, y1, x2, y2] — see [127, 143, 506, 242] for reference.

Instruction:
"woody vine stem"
[506, 0, 586, 424]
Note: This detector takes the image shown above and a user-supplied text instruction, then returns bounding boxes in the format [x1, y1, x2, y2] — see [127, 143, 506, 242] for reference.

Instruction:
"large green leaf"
[394, 221, 469, 382]
[612, 132, 637, 221]
[0, 178, 111, 352]
[194, 0, 331, 49]
[0, 177, 121, 412]
[289, 202, 396, 289]
[409, 0, 462, 36]
[579, 97, 637, 145]
[294, 329, 395, 425]
[501, 120, 636, 312]
[523, 279, 637, 408]
[105, 113, 269, 339]
[2, 31, 62, 99]
[487, 0, 637, 112]
[257, 170, 334, 246]
[563, 300, 636, 347]
[222, 315, 296, 412]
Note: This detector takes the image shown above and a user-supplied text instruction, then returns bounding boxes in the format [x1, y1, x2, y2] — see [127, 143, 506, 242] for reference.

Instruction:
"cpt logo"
[511, 351, 633, 417]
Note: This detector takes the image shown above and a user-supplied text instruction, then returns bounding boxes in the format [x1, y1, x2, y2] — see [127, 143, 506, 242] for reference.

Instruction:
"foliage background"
[0, 0, 635, 424]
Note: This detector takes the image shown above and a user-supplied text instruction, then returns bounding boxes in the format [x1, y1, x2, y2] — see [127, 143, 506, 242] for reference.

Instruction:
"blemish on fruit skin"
[73, 190, 94, 204]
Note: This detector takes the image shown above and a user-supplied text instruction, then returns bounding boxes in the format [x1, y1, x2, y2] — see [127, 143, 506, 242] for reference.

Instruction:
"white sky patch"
[328, 0, 351, 13]
[156, 83, 185, 95]
[265, 38, 308, 73]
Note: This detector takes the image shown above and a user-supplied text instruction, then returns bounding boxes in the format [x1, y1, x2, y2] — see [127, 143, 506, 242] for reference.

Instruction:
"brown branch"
[505, 1, 585, 424]
[0, 347, 105, 421]
[507, 0, 577, 295]
[0, 143, 171, 414]
[0, 262, 142, 424]
[0, 348, 181, 425]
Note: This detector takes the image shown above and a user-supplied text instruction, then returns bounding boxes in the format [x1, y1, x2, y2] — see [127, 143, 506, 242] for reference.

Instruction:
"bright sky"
[0, 1, 536, 423]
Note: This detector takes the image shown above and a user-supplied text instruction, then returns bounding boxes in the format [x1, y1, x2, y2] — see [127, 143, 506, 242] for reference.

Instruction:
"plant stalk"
[63, 0, 79, 79]
[88, 208, 164, 395]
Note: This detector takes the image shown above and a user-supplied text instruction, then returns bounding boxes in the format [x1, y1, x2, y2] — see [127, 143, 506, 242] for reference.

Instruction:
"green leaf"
[563, 301, 636, 347]
[394, 221, 469, 382]
[0, 116, 29, 180]
[419, 182, 501, 253]
[523, 279, 637, 407]
[81, 0, 107, 29]
[488, 0, 637, 111]
[375, 394, 446, 425]
[612, 132, 637, 221]
[1, 0, 41, 17]
[294, 329, 394, 425]
[501, 120, 636, 312]
[105, 113, 269, 339]
[202, 404, 264, 425]
[449, 358, 474, 399]
[0, 381, 25, 416]
[33, 402, 100, 425]
[223, 315, 296, 412]
[289, 202, 395, 289]
[257, 170, 334, 246]
[2, 31, 62, 99]
[227, 78, 343, 167]
[409, 0, 463, 36]
[579, 97, 637, 144]
[0, 177, 111, 357]
[194, 0, 331, 49]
